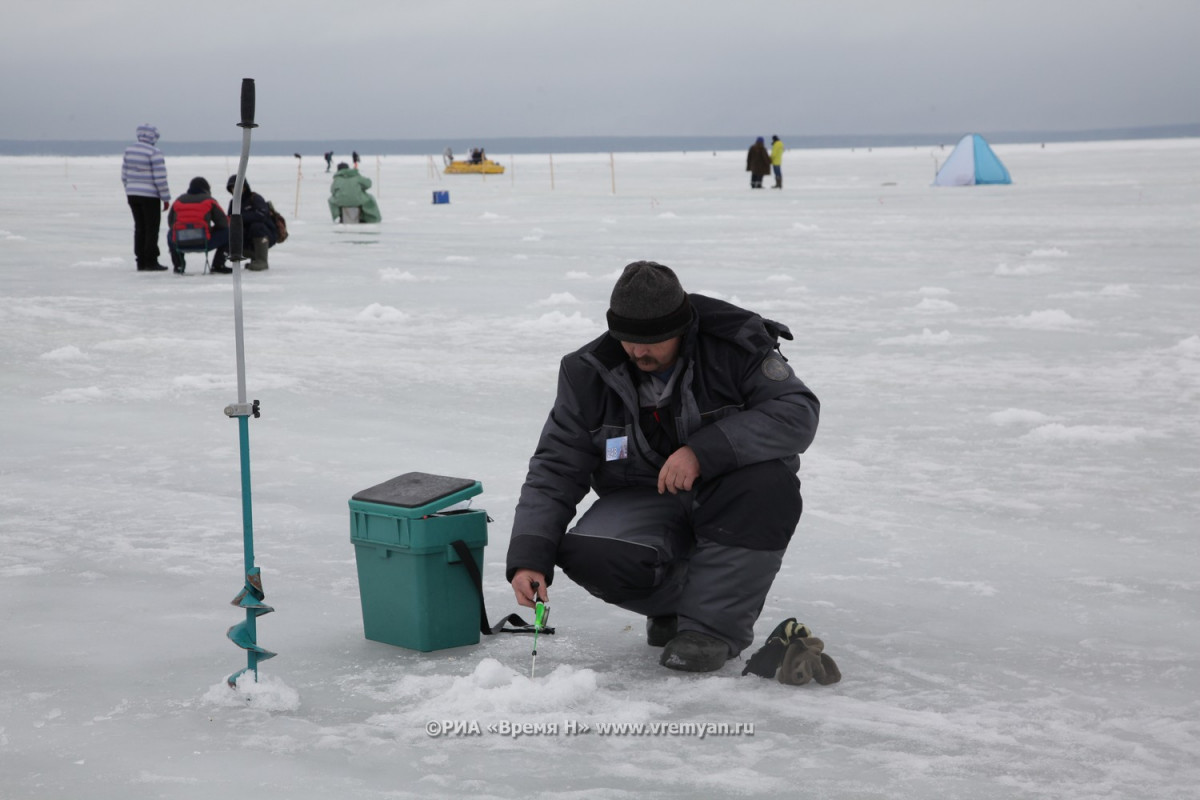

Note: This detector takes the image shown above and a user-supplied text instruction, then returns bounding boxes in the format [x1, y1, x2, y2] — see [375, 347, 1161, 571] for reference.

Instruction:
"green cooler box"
[349, 472, 488, 651]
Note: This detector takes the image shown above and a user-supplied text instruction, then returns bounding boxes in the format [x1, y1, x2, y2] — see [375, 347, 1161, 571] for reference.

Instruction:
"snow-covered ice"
[1, 139, 1198, 798]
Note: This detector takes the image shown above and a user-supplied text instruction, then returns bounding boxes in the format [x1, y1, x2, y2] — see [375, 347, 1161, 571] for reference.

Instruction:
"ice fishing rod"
[224, 78, 275, 688]
[529, 581, 549, 678]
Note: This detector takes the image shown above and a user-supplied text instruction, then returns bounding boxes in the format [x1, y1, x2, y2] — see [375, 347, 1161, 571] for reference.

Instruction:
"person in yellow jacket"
[770, 136, 784, 189]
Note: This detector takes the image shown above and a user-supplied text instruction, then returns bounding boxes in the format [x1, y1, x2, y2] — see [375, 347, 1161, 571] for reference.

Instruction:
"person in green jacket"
[770, 136, 784, 189]
[328, 162, 381, 223]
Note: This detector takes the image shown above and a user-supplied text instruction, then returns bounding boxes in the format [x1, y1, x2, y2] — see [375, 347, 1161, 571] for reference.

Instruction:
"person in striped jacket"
[121, 124, 172, 272]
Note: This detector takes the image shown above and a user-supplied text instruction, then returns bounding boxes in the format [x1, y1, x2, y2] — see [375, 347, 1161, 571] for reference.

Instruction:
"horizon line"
[3, 124, 1197, 157]
[4, 121, 1199, 145]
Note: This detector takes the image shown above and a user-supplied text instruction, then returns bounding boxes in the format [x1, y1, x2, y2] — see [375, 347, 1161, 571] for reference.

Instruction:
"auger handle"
[239, 78, 258, 129]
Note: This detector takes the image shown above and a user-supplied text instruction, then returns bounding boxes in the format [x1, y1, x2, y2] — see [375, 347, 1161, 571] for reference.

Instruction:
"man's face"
[621, 337, 682, 372]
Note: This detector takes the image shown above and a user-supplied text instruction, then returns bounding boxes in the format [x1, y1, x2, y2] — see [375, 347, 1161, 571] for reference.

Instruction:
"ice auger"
[224, 78, 275, 687]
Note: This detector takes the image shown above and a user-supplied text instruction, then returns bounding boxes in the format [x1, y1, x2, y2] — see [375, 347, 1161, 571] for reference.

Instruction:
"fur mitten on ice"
[777, 637, 842, 686]
[741, 618, 811, 678]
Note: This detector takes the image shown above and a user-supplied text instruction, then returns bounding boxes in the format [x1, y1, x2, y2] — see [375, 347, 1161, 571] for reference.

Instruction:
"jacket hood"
[187, 177, 210, 195]
[225, 174, 250, 194]
[137, 124, 160, 145]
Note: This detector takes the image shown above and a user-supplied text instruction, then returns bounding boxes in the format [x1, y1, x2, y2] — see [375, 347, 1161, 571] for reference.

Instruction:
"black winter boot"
[246, 237, 270, 271]
[210, 251, 232, 274]
[660, 630, 729, 672]
[646, 615, 678, 647]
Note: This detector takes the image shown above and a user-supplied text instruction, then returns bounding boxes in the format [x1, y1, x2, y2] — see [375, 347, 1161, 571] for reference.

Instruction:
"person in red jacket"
[166, 177, 230, 274]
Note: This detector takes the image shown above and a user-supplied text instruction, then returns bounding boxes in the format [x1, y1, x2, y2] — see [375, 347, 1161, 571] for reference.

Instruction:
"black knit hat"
[187, 176, 210, 194]
[606, 261, 693, 343]
[226, 174, 249, 193]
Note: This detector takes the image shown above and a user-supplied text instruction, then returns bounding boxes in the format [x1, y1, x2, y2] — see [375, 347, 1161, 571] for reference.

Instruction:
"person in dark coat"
[212, 175, 279, 272]
[507, 262, 820, 672]
[747, 136, 772, 189]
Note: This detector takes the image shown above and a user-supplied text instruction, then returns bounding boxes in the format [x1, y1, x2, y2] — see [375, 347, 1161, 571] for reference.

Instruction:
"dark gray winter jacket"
[507, 294, 820, 582]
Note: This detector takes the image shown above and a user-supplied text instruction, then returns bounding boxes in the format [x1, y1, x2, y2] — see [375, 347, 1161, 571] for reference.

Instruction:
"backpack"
[171, 197, 218, 246]
[268, 201, 288, 244]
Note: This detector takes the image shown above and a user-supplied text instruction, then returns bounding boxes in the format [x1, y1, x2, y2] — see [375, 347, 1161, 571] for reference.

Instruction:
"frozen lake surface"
[1, 139, 1198, 798]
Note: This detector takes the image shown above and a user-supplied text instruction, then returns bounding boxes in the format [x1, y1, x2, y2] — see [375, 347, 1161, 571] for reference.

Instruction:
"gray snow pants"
[557, 460, 802, 656]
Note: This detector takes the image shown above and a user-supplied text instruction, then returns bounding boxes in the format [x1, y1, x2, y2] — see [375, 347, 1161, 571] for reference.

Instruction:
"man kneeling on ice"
[507, 261, 820, 672]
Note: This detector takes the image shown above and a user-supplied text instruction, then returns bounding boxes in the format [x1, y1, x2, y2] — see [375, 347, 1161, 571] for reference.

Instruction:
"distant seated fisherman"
[167, 177, 229, 274]
[507, 262, 820, 672]
[328, 162, 382, 223]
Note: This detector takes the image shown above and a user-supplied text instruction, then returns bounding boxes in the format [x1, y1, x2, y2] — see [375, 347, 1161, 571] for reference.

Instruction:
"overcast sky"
[3, 0, 1197, 142]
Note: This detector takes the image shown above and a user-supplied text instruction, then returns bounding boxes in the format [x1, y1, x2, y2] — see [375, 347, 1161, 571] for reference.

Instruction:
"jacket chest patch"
[761, 353, 790, 381]
[605, 436, 629, 461]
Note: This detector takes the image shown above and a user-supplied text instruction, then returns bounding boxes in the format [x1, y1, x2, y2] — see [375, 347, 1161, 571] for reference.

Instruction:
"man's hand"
[511, 569, 547, 608]
[658, 445, 701, 494]
[162, 200, 169, 212]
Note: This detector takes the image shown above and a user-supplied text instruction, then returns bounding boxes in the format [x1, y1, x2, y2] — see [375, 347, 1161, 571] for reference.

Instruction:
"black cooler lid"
[351, 472, 479, 509]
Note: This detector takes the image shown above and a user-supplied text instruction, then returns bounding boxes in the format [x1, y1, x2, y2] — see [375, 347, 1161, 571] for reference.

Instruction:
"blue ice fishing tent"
[933, 134, 1012, 186]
